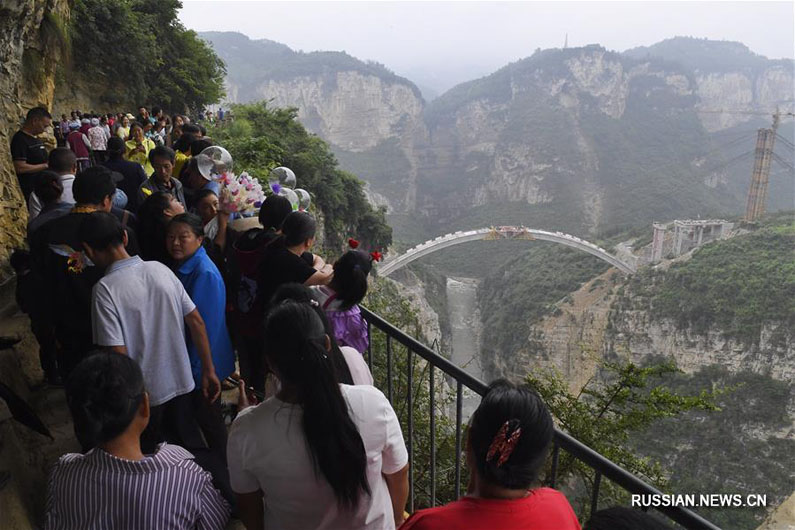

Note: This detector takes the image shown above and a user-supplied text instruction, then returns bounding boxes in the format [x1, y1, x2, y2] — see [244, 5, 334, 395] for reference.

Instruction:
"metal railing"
[361, 306, 721, 530]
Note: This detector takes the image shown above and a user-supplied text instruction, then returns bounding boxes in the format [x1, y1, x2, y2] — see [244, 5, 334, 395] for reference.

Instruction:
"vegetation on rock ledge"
[210, 103, 392, 252]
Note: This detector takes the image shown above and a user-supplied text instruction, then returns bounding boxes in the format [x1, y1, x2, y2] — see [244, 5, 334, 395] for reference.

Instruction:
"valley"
[201, 32, 795, 529]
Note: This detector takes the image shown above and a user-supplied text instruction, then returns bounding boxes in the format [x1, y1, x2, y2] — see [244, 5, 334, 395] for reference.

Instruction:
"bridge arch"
[378, 227, 636, 276]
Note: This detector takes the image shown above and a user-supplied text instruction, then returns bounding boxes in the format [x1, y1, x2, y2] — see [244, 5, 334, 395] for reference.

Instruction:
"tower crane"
[697, 108, 794, 220]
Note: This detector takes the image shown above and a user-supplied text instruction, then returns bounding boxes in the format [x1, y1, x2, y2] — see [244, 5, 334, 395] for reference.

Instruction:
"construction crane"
[698, 108, 795, 221]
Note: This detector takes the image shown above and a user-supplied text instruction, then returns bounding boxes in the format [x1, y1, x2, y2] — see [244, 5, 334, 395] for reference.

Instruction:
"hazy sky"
[179, 1, 795, 93]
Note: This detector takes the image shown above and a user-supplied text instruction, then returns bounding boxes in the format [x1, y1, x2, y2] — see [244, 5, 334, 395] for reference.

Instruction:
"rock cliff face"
[253, 72, 424, 152]
[608, 310, 794, 382]
[694, 67, 794, 131]
[488, 269, 621, 393]
[414, 46, 715, 234]
[626, 37, 794, 132]
[0, 0, 68, 262]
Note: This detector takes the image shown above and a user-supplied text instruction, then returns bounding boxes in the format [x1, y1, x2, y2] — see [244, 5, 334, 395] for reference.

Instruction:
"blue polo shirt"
[175, 246, 235, 383]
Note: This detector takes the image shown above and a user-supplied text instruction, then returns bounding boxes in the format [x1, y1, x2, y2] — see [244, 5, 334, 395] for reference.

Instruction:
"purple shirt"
[45, 443, 229, 530]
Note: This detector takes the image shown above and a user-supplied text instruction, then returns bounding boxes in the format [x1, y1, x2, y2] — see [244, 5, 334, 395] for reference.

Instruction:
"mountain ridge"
[201, 32, 794, 242]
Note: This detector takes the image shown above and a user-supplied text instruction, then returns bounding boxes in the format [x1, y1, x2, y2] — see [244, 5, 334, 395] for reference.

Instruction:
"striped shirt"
[45, 443, 230, 530]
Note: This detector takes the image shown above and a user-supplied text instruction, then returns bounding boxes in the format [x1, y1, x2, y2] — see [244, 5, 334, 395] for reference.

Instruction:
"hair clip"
[486, 420, 522, 467]
[348, 238, 360, 249]
[370, 250, 383, 262]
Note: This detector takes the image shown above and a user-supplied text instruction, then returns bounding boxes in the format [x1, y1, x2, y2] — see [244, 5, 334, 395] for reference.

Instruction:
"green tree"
[527, 358, 724, 518]
[68, 0, 225, 111]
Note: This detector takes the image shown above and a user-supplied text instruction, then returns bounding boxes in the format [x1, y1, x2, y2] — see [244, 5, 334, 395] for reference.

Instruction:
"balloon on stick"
[196, 146, 233, 179]
[269, 166, 297, 190]
[278, 188, 299, 211]
[294, 188, 311, 211]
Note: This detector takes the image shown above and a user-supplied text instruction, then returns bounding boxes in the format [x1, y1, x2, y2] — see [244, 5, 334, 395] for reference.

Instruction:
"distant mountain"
[201, 33, 794, 242]
[625, 37, 794, 131]
[625, 36, 791, 74]
[199, 31, 421, 103]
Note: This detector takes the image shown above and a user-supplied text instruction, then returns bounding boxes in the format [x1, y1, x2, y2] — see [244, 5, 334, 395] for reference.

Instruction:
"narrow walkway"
[0, 312, 77, 529]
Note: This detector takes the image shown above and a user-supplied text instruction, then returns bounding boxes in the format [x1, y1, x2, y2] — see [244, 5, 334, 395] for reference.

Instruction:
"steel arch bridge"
[378, 226, 637, 277]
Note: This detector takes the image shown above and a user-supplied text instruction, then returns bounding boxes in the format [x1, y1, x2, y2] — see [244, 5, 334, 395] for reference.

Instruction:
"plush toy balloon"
[294, 188, 311, 211]
[196, 146, 233, 179]
[269, 166, 297, 190]
[278, 188, 299, 211]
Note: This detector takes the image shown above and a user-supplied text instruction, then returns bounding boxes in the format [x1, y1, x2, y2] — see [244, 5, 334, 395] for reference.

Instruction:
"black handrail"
[361, 306, 722, 530]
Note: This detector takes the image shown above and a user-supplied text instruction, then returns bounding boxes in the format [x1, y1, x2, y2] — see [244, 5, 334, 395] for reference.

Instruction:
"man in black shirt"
[30, 166, 139, 379]
[102, 137, 147, 212]
[10, 107, 52, 201]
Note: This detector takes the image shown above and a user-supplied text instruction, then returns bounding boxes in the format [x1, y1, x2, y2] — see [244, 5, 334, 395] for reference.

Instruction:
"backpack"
[232, 227, 278, 314]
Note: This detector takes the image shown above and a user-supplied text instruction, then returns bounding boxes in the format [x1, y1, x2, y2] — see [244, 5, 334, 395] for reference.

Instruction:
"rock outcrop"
[695, 66, 794, 131]
[254, 72, 424, 152]
[0, 0, 68, 262]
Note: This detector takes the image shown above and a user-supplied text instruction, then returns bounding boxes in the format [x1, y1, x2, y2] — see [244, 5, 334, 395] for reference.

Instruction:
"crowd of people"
[9, 105, 671, 529]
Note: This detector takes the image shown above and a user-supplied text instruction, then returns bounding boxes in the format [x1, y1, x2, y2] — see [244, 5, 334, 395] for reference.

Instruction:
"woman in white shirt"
[227, 301, 409, 530]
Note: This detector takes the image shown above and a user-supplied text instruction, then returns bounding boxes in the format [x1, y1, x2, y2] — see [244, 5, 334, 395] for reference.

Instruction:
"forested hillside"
[475, 214, 794, 530]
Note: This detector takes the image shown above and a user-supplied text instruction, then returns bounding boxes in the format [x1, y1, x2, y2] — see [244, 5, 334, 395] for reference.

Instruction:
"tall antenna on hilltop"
[564, 33, 568, 49]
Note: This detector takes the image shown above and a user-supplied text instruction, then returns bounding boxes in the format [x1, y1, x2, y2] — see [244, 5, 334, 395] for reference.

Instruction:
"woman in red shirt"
[401, 380, 581, 530]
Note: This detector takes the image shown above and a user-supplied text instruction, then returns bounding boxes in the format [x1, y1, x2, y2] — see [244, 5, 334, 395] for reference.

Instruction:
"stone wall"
[0, 0, 68, 264]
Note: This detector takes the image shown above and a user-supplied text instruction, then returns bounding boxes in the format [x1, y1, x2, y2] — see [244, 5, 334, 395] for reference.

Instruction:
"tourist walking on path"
[28, 148, 76, 220]
[230, 195, 293, 393]
[138, 145, 186, 207]
[81, 211, 221, 455]
[45, 351, 229, 530]
[124, 122, 155, 175]
[10, 106, 52, 201]
[29, 167, 122, 380]
[166, 213, 236, 503]
[166, 213, 235, 386]
[102, 137, 147, 212]
[228, 301, 409, 530]
[87, 117, 108, 164]
[400, 380, 581, 530]
[66, 122, 91, 173]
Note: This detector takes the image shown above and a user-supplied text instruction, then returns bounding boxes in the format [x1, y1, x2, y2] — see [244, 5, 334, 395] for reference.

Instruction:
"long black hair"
[66, 351, 146, 450]
[137, 192, 173, 264]
[264, 302, 370, 510]
[468, 379, 554, 490]
[270, 283, 355, 385]
[329, 250, 372, 310]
